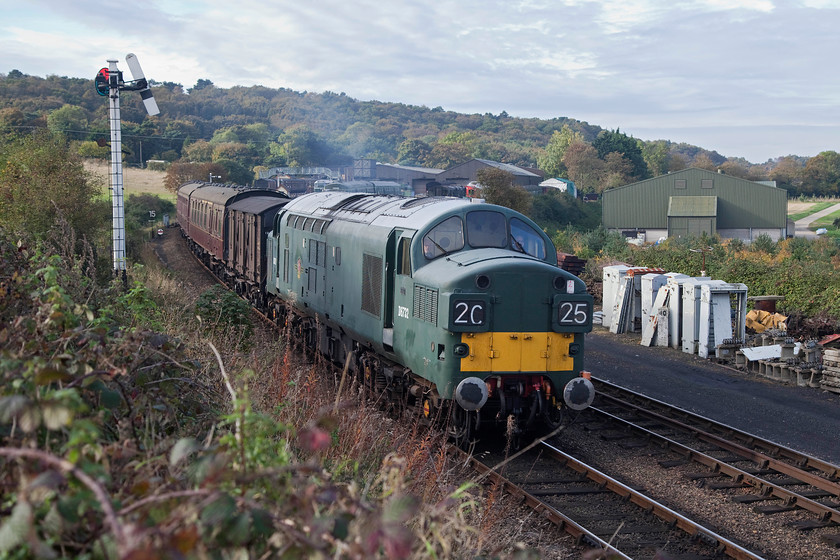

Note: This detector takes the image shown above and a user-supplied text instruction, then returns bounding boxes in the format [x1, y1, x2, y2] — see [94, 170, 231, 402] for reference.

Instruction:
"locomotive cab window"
[423, 216, 464, 260]
[397, 238, 411, 275]
[466, 211, 507, 249]
[510, 217, 546, 259]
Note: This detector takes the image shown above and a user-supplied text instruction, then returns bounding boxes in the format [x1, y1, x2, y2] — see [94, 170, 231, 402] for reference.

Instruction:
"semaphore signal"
[95, 54, 159, 283]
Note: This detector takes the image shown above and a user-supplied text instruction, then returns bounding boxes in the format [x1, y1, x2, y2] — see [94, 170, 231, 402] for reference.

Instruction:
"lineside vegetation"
[0, 131, 553, 558]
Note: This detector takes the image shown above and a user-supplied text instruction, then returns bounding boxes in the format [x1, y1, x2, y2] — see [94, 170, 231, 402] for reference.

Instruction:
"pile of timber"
[557, 252, 587, 276]
[821, 348, 840, 394]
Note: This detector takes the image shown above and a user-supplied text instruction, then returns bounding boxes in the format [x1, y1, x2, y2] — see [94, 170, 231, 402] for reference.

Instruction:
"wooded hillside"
[2, 70, 838, 196]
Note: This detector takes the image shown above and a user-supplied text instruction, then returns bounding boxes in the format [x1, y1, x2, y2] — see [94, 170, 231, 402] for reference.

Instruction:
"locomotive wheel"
[449, 406, 475, 449]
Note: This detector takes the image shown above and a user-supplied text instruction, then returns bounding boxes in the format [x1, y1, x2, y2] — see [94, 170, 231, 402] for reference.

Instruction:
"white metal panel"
[640, 287, 669, 346]
[681, 279, 725, 354]
[739, 343, 801, 362]
[656, 307, 670, 347]
[641, 274, 667, 334]
[698, 282, 749, 358]
[665, 274, 691, 349]
[698, 291, 731, 358]
[609, 275, 634, 334]
[602, 265, 630, 327]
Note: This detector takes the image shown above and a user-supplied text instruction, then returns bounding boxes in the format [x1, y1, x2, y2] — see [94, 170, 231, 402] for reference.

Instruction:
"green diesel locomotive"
[265, 191, 594, 444]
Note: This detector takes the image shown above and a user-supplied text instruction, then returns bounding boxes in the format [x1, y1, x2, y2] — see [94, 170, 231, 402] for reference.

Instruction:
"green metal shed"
[602, 168, 787, 242]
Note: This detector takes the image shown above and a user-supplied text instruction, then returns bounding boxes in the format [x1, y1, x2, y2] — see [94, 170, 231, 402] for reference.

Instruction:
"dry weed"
[137, 239, 577, 559]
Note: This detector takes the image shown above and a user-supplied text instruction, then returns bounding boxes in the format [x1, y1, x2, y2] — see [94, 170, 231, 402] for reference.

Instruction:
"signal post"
[94, 54, 159, 283]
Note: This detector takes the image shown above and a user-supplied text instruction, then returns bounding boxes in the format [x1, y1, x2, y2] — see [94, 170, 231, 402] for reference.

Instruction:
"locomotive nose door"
[383, 229, 415, 352]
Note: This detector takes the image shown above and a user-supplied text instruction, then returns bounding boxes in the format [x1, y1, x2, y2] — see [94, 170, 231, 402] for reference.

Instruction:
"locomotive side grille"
[413, 285, 439, 325]
[361, 254, 382, 318]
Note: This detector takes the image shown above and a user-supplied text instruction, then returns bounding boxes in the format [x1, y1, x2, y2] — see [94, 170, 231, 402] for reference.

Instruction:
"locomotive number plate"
[453, 300, 485, 326]
[552, 294, 593, 333]
[448, 296, 491, 332]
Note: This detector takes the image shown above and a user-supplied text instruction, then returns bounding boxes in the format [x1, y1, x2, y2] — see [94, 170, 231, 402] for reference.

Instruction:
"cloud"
[1, 0, 838, 162]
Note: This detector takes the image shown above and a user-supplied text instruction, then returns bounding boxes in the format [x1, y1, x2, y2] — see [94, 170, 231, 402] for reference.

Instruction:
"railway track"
[466, 441, 764, 559]
[158, 232, 840, 556]
[586, 377, 840, 547]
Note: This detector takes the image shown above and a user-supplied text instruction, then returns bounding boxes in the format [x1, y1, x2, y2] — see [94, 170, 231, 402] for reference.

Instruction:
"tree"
[190, 78, 214, 92]
[801, 151, 840, 196]
[718, 160, 759, 180]
[396, 139, 432, 166]
[530, 190, 601, 232]
[692, 153, 718, 171]
[0, 107, 27, 133]
[46, 104, 88, 136]
[668, 154, 688, 172]
[183, 139, 214, 162]
[476, 167, 532, 215]
[563, 141, 605, 193]
[214, 158, 253, 185]
[537, 125, 583, 178]
[274, 126, 337, 167]
[211, 124, 271, 146]
[640, 140, 669, 177]
[212, 142, 258, 167]
[592, 129, 648, 180]
[428, 142, 471, 169]
[770, 156, 804, 194]
[602, 152, 635, 189]
[164, 161, 227, 191]
[76, 140, 109, 159]
[336, 122, 370, 155]
[0, 130, 108, 242]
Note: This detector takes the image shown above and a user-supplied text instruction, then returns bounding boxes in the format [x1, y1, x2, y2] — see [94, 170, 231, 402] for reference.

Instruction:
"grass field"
[84, 160, 174, 202]
[787, 201, 837, 221]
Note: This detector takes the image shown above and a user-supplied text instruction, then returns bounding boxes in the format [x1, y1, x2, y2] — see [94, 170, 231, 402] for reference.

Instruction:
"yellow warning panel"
[460, 332, 574, 372]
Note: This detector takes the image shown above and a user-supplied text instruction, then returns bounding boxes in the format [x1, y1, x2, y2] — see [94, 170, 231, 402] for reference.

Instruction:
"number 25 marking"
[559, 302, 589, 325]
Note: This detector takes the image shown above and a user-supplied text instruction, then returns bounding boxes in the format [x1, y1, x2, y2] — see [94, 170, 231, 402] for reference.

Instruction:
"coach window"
[423, 216, 464, 259]
[466, 210, 507, 249]
[510, 217, 546, 259]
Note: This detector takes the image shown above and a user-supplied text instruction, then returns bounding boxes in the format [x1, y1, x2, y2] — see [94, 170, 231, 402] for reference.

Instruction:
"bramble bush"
[562, 230, 840, 323]
[1, 229, 539, 559]
[0, 129, 543, 559]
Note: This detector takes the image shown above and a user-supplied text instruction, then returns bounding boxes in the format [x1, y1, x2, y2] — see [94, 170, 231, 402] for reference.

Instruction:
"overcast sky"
[1, 0, 838, 163]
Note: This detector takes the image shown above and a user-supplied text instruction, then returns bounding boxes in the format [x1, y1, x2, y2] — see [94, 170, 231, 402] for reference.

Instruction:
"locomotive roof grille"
[339, 196, 401, 214]
[328, 193, 370, 210]
[400, 197, 444, 209]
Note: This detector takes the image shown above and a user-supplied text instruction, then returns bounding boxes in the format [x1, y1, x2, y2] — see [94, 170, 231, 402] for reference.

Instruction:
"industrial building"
[434, 159, 543, 189]
[602, 168, 788, 242]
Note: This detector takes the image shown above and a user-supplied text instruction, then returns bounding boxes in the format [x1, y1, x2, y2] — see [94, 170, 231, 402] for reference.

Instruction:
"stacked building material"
[821, 349, 840, 394]
[556, 252, 587, 276]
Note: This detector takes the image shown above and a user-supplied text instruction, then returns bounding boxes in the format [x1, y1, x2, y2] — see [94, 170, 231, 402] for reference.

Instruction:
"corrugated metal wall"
[602, 168, 787, 231]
